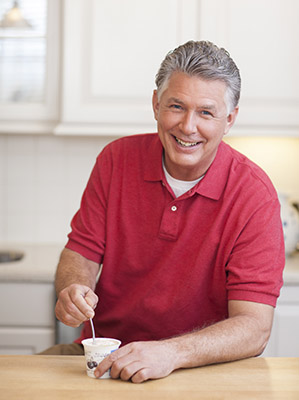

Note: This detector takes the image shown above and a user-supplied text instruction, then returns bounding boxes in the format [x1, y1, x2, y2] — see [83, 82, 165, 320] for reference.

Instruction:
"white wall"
[1, 133, 298, 244]
[0, 134, 119, 243]
[224, 136, 299, 202]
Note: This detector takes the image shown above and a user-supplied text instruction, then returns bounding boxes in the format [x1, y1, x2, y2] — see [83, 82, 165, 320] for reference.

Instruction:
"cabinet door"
[0, 327, 55, 355]
[263, 285, 299, 357]
[56, 0, 199, 136]
[272, 304, 299, 356]
[0, 282, 55, 327]
[199, 0, 299, 136]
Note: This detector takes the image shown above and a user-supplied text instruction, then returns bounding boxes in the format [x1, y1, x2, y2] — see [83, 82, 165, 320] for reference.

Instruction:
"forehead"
[158, 72, 229, 112]
[163, 72, 227, 98]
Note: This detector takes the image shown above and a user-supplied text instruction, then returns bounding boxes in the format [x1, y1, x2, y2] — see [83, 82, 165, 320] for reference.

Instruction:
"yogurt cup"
[81, 337, 121, 379]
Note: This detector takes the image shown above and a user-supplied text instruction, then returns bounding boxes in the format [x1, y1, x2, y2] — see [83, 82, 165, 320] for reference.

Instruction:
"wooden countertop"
[0, 356, 298, 399]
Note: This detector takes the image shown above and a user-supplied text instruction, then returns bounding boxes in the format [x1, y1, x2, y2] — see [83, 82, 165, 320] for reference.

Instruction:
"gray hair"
[155, 40, 241, 113]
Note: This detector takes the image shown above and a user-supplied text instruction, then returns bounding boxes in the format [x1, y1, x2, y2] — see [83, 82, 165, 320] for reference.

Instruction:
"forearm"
[167, 313, 270, 370]
[55, 248, 100, 326]
[95, 301, 273, 382]
[167, 301, 274, 370]
[55, 248, 99, 296]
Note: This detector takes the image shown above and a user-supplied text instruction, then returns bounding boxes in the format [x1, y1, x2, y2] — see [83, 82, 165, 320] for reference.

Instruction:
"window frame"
[0, 0, 61, 134]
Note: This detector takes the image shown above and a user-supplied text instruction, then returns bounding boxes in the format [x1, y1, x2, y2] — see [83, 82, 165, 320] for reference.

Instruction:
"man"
[52, 41, 285, 383]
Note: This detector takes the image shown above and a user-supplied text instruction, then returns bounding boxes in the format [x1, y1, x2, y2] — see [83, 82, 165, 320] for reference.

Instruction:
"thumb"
[84, 288, 99, 317]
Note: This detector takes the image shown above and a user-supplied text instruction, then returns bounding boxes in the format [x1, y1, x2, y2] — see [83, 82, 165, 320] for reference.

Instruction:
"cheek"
[159, 112, 182, 131]
[199, 121, 227, 140]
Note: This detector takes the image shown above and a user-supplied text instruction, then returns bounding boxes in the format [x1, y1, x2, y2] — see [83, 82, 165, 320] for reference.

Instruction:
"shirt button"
[171, 205, 177, 212]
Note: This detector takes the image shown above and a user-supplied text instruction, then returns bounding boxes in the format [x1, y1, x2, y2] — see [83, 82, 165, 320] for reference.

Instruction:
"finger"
[110, 357, 152, 383]
[131, 368, 152, 384]
[69, 287, 96, 319]
[110, 355, 138, 379]
[94, 345, 132, 378]
[118, 361, 146, 382]
[84, 289, 99, 311]
[94, 350, 120, 378]
[55, 295, 87, 327]
[56, 285, 94, 325]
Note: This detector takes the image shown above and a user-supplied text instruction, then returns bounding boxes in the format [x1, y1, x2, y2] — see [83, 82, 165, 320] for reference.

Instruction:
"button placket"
[158, 202, 181, 240]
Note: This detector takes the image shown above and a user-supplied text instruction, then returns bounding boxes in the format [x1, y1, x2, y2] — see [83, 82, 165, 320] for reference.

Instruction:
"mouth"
[174, 136, 200, 148]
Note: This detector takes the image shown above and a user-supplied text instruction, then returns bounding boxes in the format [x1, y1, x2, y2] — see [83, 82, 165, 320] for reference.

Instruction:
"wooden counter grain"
[0, 356, 298, 400]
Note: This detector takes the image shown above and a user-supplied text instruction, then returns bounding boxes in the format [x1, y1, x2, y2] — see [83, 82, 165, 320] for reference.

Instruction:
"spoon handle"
[89, 318, 96, 343]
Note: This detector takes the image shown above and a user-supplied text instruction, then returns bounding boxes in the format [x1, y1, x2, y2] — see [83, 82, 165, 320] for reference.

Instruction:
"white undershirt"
[162, 160, 204, 198]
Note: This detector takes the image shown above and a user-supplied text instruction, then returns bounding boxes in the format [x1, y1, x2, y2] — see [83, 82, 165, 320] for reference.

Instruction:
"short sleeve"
[226, 198, 285, 307]
[66, 147, 113, 263]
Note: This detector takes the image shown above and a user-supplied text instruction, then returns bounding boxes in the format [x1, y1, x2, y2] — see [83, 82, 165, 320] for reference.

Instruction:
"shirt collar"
[195, 141, 231, 200]
[144, 136, 231, 201]
[143, 134, 165, 182]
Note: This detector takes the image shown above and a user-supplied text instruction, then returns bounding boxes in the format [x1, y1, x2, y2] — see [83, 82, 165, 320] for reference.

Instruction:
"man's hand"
[94, 300, 274, 383]
[54, 248, 100, 327]
[94, 340, 179, 383]
[55, 284, 98, 327]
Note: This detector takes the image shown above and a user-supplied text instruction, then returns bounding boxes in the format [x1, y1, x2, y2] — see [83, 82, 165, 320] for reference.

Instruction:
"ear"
[152, 90, 159, 121]
[224, 106, 239, 135]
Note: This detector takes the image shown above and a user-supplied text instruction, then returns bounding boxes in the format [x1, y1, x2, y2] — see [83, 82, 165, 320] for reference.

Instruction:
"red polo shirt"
[66, 134, 285, 345]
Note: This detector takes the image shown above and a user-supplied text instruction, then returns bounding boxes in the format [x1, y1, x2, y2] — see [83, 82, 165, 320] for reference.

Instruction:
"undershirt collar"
[162, 158, 204, 198]
[143, 135, 230, 201]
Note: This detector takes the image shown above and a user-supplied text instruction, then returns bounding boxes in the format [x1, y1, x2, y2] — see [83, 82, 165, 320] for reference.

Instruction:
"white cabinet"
[1, 0, 299, 136]
[198, 0, 299, 136]
[56, 0, 299, 137]
[55, 0, 199, 136]
[263, 285, 299, 357]
[0, 282, 56, 354]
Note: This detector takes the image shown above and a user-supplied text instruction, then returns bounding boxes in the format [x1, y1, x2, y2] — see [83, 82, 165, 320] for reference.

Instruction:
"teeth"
[175, 137, 199, 147]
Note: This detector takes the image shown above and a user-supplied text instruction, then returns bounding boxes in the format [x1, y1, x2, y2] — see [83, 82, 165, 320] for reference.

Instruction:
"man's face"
[152, 72, 238, 181]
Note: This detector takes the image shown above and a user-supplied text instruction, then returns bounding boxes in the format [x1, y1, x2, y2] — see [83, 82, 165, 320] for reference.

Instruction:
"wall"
[1, 134, 298, 243]
[224, 136, 299, 202]
[0, 134, 119, 243]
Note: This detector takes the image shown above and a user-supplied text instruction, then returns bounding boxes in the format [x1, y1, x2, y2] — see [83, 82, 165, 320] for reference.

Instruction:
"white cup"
[81, 337, 121, 379]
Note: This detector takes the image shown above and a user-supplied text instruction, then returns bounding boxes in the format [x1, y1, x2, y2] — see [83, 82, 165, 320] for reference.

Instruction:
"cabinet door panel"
[0, 282, 55, 326]
[264, 302, 299, 357]
[0, 327, 55, 355]
[199, 0, 299, 135]
[57, 0, 199, 135]
[275, 304, 299, 356]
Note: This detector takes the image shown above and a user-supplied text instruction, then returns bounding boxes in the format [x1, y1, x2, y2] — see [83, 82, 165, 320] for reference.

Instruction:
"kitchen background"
[0, 135, 298, 243]
[0, 0, 299, 355]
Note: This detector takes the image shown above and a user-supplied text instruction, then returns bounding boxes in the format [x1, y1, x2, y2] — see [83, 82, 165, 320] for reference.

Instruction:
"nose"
[179, 111, 198, 135]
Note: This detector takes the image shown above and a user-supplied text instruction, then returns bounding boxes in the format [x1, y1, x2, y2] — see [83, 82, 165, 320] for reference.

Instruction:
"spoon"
[89, 318, 96, 344]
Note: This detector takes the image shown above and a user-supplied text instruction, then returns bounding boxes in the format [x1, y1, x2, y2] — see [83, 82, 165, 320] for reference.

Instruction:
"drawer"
[0, 282, 55, 326]
[0, 327, 55, 354]
[278, 285, 299, 303]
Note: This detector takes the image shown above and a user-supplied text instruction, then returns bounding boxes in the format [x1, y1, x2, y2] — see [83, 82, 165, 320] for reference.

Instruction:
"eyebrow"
[200, 104, 217, 110]
[167, 97, 185, 105]
[167, 97, 217, 112]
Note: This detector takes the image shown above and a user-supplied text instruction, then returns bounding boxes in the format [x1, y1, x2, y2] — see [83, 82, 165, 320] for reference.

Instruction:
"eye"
[199, 109, 215, 119]
[201, 110, 212, 116]
[170, 104, 183, 110]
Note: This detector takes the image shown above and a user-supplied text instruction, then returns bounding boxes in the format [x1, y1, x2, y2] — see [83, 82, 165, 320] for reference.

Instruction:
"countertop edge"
[0, 243, 299, 284]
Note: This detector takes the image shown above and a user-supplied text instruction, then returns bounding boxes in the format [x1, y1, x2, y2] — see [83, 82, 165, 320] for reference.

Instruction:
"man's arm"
[95, 300, 274, 383]
[55, 248, 100, 327]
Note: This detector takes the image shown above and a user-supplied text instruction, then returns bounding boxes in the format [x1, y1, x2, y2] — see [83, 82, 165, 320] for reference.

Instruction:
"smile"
[174, 136, 200, 147]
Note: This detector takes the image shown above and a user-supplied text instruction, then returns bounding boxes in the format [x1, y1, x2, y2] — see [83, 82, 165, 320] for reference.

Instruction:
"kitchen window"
[0, 0, 47, 103]
[0, 0, 60, 134]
